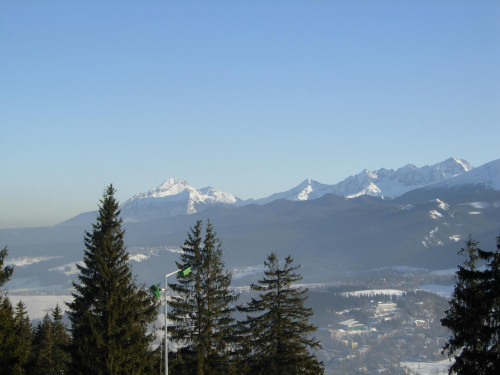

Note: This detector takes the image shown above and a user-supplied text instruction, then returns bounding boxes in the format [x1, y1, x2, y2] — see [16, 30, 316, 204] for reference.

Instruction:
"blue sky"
[1, 0, 499, 228]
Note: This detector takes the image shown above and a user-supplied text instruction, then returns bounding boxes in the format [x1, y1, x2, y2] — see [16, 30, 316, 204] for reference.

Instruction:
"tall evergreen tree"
[67, 185, 158, 375]
[239, 252, 324, 375]
[168, 220, 239, 375]
[441, 234, 500, 374]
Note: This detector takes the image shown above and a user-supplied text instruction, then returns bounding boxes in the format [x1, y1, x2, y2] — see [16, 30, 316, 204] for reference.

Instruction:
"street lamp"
[150, 265, 192, 375]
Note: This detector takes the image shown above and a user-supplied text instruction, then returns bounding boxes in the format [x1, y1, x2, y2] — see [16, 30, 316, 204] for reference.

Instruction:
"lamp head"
[178, 266, 192, 277]
[150, 284, 162, 298]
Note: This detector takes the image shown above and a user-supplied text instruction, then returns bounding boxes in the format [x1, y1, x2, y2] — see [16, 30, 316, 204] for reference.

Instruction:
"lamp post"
[151, 265, 191, 375]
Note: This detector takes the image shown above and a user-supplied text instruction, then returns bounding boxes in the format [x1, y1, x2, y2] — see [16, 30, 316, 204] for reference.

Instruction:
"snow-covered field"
[232, 265, 266, 279]
[342, 289, 405, 297]
[419, 284, 454, 299]
[401, 359, 452, 374]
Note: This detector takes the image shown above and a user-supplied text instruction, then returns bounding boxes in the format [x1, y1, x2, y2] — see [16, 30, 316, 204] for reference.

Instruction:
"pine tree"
[0, 246, 15, 373]
[51, 304, 71, 374]
[239, 252, 324, 375]
[1, 246, 14, 287]
[0, 247, 32, 375]
[32, 304, 71, 374]
[67, 184, 158, 375]
[168, 220, 239, 375]
[441, 234, 500, 374]
[0, 296, 18, 374]
[32, 314, 55, 375]
[13, 300, 34, 374]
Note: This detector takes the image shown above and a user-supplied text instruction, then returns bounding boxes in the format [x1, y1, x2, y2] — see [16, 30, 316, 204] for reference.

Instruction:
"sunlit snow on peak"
[452, 157, 474, 172]
[298, 184, 313, 200]
[148, 177, 190, 198]
[429, 210, 443, 219]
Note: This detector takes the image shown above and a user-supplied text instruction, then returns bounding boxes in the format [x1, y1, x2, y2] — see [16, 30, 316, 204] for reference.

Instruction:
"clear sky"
[1, 0, 499, 229]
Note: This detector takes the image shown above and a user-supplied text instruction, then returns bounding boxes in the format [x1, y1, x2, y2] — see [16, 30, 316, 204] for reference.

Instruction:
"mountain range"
[2, 157, 499, 292]
[250, 157, 475, 203]
[63, 157, 481, 225]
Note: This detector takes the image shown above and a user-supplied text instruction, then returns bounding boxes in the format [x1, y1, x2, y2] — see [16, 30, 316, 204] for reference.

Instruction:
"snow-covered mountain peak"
[199, 186, 217, 195]
[120, 178, 241, 222]
[59, 157, 496, 227]
[254, 178, 333, 204]
[297, 178, 313, 188]
[399, 164, 417, 171]
[291, 178, 321, 200]
[159, 177, 186, 189]
[199, 186, 240, 204]
[449, 157, 474, 172]
[155, 178, 191, 196]
[434, 158, 473, 176]
[253, 158, 477, 204]
[331, 157, 475, 198]
[364, 169, 378, 179]
[132, 177, 191, 199]
[346, 182, 381, 198]
[425, 159, 500, 191]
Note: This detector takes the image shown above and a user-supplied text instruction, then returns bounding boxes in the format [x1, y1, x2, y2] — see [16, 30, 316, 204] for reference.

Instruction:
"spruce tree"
[0, 296, 18, 374]
[0, 246, 15, 372]
[32, 314, 55, 375]
[441, 234, 500, 374]
[0, 247, 32, 375]
[67, 184, 158, 375]
[0, 246, 14, 287]
[168, 220, 238, 375]
[239, 252, 324, 375]
[32, 304, 71, 374]
[51, 304, 71, 374]
[13, 300, 34, 374]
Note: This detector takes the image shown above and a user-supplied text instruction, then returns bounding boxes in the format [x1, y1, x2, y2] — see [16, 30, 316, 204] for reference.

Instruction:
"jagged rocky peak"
[436, 157, 474, 174]
[199, 186, 240, 204]
[396, 163, 418, 172]
[329, 157, 475, 198]
[253, 158, 476, 204]
[426, 158, 500, 191]
[361, 169, 378, 179]
[298, 178, 313, 188]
